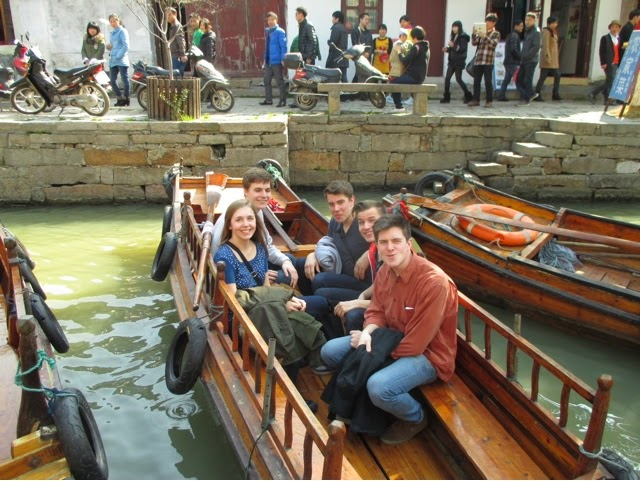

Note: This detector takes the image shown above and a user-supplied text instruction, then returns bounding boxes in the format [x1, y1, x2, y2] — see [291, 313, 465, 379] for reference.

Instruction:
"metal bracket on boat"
[262, 338, 277, 430]
[39, 425, 58, 441]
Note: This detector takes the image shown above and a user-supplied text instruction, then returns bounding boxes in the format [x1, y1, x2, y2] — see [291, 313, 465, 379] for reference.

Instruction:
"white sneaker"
[530, 92, 539, 101]
[392, 106, 405, 112]
[404, 97, 413, 106]
[386, 95, 393, 104]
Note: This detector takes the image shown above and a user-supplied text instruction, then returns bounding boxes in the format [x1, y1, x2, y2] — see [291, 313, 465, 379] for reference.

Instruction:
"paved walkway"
[0, 96, 636, 124]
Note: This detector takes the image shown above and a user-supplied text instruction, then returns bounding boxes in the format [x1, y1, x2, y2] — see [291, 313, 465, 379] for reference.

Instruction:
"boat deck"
[0, 296, 21, 461]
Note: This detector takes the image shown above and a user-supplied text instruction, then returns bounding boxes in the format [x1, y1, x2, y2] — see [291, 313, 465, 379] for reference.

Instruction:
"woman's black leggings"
[444, 65, 470, 95]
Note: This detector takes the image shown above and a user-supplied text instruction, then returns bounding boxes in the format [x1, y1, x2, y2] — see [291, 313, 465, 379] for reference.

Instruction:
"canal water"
[0, 192, 638, 478]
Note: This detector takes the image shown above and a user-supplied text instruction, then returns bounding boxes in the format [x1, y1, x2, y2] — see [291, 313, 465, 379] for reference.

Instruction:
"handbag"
[465, 55, 476, 76]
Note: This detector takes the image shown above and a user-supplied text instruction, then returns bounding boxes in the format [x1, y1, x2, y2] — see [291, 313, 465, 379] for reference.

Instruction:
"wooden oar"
[401, 194, 640, 254]
[263, 206, 298, 252]
[193, 172, 228, 310]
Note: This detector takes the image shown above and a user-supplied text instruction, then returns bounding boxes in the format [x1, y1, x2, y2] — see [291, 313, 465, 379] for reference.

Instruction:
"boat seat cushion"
[419, 374, 548, 480]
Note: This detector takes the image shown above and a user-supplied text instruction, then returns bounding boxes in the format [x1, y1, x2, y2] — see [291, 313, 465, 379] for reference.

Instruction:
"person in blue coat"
[260, 12, 288, 107]
[106, 13, 130, 107]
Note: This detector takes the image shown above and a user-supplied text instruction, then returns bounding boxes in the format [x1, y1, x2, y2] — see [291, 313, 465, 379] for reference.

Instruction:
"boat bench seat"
[419, 374, 548, 480]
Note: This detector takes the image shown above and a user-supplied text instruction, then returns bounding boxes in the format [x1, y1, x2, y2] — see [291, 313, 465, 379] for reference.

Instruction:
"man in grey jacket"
[166, 8, 187, 76]
[516, 12, 541, 106]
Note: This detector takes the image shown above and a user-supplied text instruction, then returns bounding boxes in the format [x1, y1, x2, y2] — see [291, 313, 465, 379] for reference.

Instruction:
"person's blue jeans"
[312, 273, 369, 303]
[321, 335, 438, 422]
[172, 57, 187, 77]
[516, 62, 537, 101]
[300, 295, 329, 321]
[497, 63, 519, 99]
[268, 254, 296, 285]
[390, 73, 419, 108]
[344, 308, 365, 332]
[110, 66, 130, 97]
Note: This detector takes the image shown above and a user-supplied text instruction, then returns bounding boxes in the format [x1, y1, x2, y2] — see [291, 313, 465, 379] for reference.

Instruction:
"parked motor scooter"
[285, 52, 342, 110]
[10, 34, 110, 116]
[340, 44, 388, 108]
[130, 60, 180, 109]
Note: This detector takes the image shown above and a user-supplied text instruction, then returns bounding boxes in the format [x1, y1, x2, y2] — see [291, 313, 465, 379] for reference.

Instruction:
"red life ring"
[457, 204, 540, 246]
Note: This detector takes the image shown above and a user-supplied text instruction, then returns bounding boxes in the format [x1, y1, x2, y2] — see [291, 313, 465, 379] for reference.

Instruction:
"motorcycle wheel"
[294, 92, 318, 111]
[10, 85, 47, 114]
[79, 83, 110, 116]
[210, 87, 234, 112]
[137, 86, 148, 111]
[369, 92, 386, 109]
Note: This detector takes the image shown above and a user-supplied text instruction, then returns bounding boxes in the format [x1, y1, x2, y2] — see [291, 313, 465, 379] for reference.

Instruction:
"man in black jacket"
[497, 20, 523, 101]
[516, 12, 541, 106]
[327, 11, 349, 83]
[351, 12, 373, 83]
[296, 7, 317, 65]
[620, 9, 640, 60]
[166, 8, 187, 76]
[589, 20, 622, 104]
[389, 26, 429, 111]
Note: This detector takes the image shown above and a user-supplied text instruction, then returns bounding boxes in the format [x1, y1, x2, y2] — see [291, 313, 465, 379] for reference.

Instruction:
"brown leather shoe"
[484, 101, 493, 108]
[467, 100, 480, 107]
[380, 409, 428, 445]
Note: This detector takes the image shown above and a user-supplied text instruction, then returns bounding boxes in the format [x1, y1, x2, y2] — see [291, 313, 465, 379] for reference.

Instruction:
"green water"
[0, 194, 638, 478]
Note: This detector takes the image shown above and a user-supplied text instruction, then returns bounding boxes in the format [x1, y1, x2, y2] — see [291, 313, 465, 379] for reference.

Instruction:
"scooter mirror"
[25, 32, 30, 41]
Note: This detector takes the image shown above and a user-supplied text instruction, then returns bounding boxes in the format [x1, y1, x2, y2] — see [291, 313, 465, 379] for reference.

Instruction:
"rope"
[579, 446, 639, 480]
[14, 350, 78, 405]
[538, 239, 582, 273]
[245, 418, 273, 479]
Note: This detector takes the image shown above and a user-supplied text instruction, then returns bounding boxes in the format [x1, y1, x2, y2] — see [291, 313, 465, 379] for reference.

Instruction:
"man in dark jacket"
[166, 8, 187, 76]
[589, 20, 622, 104]
[516, 12, 541, 106]
[260, 12, 288, 107]
[326, 11, 349, 83]
[296, 7, 317, 65]
[497, 20, 523, 101]
[389, 26, 429, 111]
[620, 9, 640, 60]
[351, 12, 373, 83]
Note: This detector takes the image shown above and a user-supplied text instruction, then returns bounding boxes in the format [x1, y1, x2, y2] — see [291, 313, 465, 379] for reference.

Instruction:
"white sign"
[494, 41, 517, 90]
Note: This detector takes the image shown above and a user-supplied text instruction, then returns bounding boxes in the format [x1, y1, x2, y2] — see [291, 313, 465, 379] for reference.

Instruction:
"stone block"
[145, 184, 169, 203]
[439, 136, 502, 152]
[561, 157, 616, 174]
[31, 165, 102, 186]
[30, 134, 96, 144]
[468, 161, 507, 176]
[340, 152, 389, 172]
[131, 134, 194, 144]
[367, 114, 426, 126]
[0, 177, 31, 203]
[548, 120, 598, 136]
[97, 122, 149, 132]
[85, 149, 148, 166]
[149, 122, 181, 133]
[44, 184, 114, 203]
[56, 122, 99, 132]
[359, 135, 372, 152]
[8, 134, 30, 148]
[261, 134, 288, 146]
[389, 154, 405, 172]
[386, 171, 425, 188]
[492, 151, 532, 166]
[348, 172, 387, 187]
[114, 185, 146, 202]
[288, 114, 329, 125]
[512, 142, 556, 157]
[598, 146, 640, 160]
[537, 188, 593, 201]
[219, 121, 285, 133]
[438, 126, 481, 138]
[594, 189, 640, 200]
[148, 148, 178, 166]
[598, 124, 640, 136]
[440, 117, 513, 127]
[290, 151, 339, 171]
[199, 134, 230, 145]
[290, 169, 348, 187]
[288, 134, 305, 151]
[232, 135, 262, 147]
[314, 133, 358, 151]
[616, 161, 640, 174]
[534, 131, 573, 149]
[405, 152, 467, 171]
[178, 121, 220, 132]
[6, 148, 84, 166]
[589, 174, 640, 189]
[182, 146, 215, 166]
[419, 136, 431, 152]
[371, 134, 420, 153]
[543, 158, 562, 175]
[292, 123, 358, 133]
[223, 147, 287, 167]
[484, 176, 514, 192]
[573, 135, 640, 147]
[95, 135, 130, 146]
[362, 124, 431, 134]
[113, 167, 165, 186]
[31, 188, 45, 203]
[514, 175, 587, 189]
[100, 167, 114, 184]
[510, 166, 543, 175]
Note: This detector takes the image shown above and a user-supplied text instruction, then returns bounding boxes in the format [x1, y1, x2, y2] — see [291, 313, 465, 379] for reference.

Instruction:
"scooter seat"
[311, 67, 342, 79]
[53, 65, 89, 77]
[146, 67, 181, 77]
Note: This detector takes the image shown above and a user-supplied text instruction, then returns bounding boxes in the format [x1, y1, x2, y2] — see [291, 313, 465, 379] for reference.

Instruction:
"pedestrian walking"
[496, 20, 523, 101]
[81, 21, 105, 64]
[199, 19, 216, 64]
[351, 13, 373, 82]
[326, 11, 349, 83]
[620, 9, 640, 60]
[373, 24, 392, 75]
[106, 13, 130, 107]
[188, 13, 203, 74]
[468, 13, 501, 108]
[534, 16, 562, 101]
[389, 26, 429, 112]
[166, 7, 187, 77]
[289, 7, 317, 108]
[516, 12, 541, 106]
[260, 12, 287, 107]
[589, 20, 622, 105]
[440, 20, 472, 104]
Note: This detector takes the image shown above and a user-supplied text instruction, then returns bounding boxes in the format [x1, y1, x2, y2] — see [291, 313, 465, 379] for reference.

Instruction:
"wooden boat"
[0, 224, 108, 480]
[163, 164, 617, 479]
[383, 174, 640, 349]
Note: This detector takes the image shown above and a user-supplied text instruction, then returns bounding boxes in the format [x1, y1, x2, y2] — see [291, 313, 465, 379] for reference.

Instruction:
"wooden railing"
[457, 293, 612, 477]
[181, 205, 347, 480]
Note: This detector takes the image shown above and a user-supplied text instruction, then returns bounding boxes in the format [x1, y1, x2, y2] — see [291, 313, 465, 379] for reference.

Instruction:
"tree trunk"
[147, 76, 201, 120]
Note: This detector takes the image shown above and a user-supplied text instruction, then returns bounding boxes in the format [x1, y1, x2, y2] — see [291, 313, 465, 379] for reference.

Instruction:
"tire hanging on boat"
[18, 259, 47, 299]
[414, 172, 455, 198]
[162, 205, 173, 238]
[456, 204, 540, 246]
[53, 387, 109, 480]
[28, 292, 70, 353]
[151, 232, 178, 282]
[165, 318, 207, 394]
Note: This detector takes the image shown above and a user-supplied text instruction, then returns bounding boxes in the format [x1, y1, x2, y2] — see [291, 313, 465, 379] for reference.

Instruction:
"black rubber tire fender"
[18, 259, 47, 299]
[165, 318, 207, 394]
[151, 232, 178, 282]
[414, 172, 455, 197]
[162, 205, 173, 237]
[53, 388, 109, 480]
[255, 159, 284, 179]
[29, 292, 69, 354]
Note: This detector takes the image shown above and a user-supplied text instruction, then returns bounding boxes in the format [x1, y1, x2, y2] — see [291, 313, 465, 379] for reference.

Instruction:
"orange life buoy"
[457, 204, 540, 246]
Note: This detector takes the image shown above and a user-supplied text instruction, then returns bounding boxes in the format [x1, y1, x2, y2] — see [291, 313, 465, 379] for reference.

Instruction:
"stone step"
[492, 151, 532, 166]
[534, 131, 573, 149]
[469, 161, 508, 176]
[512, 142, 556, 158]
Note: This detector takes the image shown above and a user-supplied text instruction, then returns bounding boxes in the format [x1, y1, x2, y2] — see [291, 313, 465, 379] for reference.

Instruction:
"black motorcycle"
[130, 60, 180, 110]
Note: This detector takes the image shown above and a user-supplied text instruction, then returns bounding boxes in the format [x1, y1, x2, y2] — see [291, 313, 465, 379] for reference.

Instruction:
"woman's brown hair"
[220, 199, 267, 250]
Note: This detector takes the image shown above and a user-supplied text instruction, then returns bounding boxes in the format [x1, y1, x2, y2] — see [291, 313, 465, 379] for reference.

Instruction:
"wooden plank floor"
[0, 299, 21, 461]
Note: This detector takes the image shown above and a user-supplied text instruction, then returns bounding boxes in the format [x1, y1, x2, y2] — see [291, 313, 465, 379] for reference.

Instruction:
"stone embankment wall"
[0, 120, 288, 203]
[0, 115, 638, 204]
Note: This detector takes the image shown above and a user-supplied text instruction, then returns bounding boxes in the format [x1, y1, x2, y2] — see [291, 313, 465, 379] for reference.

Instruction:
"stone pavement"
[0, 96, 637, 125]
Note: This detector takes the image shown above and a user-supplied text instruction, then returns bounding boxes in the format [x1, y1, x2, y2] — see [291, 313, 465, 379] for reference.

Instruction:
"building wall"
[9, 0, 156, 69]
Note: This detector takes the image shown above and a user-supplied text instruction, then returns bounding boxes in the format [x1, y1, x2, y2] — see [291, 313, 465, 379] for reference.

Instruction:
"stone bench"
[317, 83, 437, 116]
